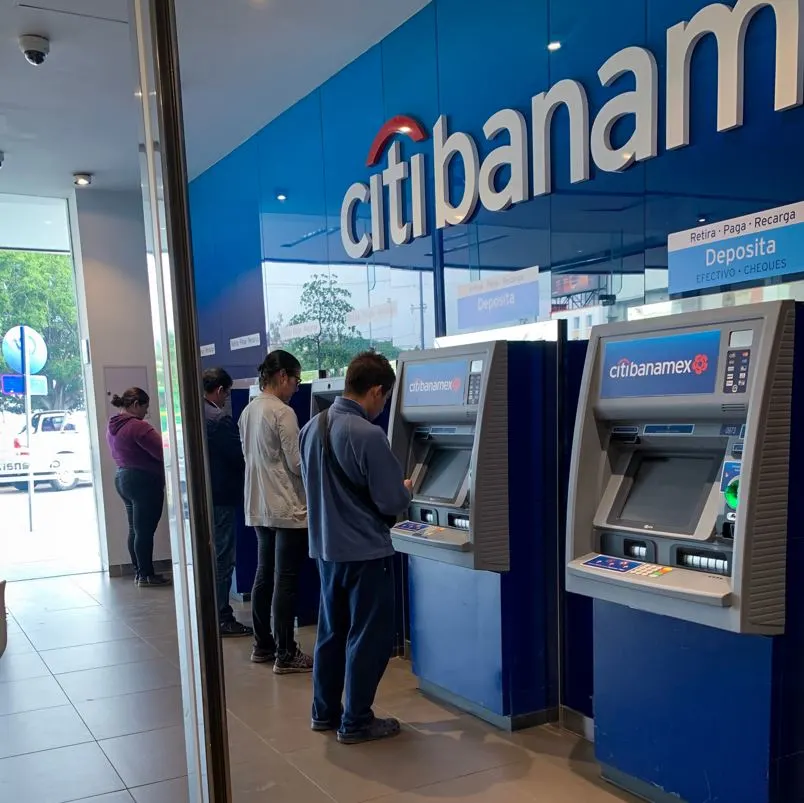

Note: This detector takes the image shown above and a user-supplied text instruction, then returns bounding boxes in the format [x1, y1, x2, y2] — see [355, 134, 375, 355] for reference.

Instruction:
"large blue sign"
[668, 203, 804, 297]
[456, 278, 539, 332]
[403, 360, 467, 407]
[600, 330, 721, 399]
[1, 374, 48, 396]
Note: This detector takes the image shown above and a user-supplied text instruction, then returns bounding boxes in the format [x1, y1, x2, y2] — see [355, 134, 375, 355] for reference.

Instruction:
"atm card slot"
[599, 533, 655, 563]
[611, 426, 640, 445]
[418, 508, 437, 525]
[624, 539, 653, 561]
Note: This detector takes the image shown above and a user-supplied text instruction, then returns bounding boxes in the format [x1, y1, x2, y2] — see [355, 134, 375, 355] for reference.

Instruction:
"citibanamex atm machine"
[566, 301, 804, 803]
[389, 336, 561, 729]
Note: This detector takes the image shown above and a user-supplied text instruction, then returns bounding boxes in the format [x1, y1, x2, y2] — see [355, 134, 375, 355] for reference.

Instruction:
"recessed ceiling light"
[276, 193, 287, 202]
[73, 173, 92, 187]
[547, 41, 562, 52]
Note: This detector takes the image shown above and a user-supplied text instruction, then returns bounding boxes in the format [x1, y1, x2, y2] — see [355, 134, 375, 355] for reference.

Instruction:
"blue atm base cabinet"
[408, 552, 558, 733]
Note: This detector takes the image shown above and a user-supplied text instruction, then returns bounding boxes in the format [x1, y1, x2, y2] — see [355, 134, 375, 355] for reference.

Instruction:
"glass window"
[263, 261, 435, 376]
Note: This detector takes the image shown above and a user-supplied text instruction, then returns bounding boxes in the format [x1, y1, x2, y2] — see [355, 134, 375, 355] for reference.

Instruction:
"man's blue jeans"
[213, 506, 237, 624]
[312, 556, 395, 734]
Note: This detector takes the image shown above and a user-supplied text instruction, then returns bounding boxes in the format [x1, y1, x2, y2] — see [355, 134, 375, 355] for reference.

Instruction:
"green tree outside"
[0, 250, 83, 414]
[280, 273, 400, 373]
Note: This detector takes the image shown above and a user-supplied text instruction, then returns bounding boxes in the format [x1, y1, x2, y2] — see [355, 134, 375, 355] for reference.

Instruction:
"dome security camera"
[19, 35, 50, 66]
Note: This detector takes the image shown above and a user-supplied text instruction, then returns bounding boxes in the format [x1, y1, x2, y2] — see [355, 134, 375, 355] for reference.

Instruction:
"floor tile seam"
[55, 676, 181, 706]
[11, 613, 133, 631]
[0, 701, 76, 720]
[95, 742, 189, 791]
[44, 654, 152, 794]
[62, 791, 134, 803]
[6, 599, 107, 617]
[0, 720, 129, 799]
[354, 757, 541, 803]
[94, 726, 188, 790]
[140, 640, 180, 668]
[0, 729, 97, 762]
[21, 631, 142, 651]
[46, 653, 177, 679]
[32, 640, 179, 705]
[224, 708, 337, 800]
[0, 671, 53, 685]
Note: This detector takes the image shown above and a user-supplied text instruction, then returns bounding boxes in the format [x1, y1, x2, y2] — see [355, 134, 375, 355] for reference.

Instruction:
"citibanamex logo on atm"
[600, 331, 721, 399]
[409, 376, 462, 394]
[609, 353, 710, 381]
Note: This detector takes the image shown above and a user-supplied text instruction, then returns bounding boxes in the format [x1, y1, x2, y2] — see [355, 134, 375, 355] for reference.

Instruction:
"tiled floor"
[0, 573, 639, 802]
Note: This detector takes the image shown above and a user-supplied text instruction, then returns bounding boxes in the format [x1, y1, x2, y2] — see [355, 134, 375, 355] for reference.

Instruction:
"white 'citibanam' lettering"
[341, 0, 802, 260]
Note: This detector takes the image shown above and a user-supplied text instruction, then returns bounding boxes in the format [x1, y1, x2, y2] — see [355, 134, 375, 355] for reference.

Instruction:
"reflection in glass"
[262, 260, 435, 376]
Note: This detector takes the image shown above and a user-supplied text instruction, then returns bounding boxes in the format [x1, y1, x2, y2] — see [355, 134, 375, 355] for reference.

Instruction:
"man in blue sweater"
[300, 352, 411, 745]
[203, 368, 252, 638]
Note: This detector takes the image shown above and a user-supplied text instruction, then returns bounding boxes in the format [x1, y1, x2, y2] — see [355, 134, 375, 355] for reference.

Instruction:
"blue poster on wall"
[456, 267, 540, 332]
[403, 360, 467, 407]
[668, 202, 804, 297]
[600, 330, 721, 399]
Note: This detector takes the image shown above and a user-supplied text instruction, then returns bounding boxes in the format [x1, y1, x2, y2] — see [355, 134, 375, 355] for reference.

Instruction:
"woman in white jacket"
[238, 350, 313, 673]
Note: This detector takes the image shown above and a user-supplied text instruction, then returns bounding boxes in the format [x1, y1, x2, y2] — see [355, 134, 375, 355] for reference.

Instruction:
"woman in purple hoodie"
[107, 388, 170, 587]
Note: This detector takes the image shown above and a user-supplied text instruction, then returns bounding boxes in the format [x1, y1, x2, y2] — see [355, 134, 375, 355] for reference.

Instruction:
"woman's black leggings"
[115, 468, 165, 578]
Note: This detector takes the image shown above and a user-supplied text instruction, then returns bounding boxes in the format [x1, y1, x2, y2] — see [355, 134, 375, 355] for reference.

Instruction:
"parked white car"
[0, 411, 92, 492]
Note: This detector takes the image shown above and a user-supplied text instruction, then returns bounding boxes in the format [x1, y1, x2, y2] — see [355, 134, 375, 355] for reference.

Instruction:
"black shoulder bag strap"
[318, 409, 397, 529]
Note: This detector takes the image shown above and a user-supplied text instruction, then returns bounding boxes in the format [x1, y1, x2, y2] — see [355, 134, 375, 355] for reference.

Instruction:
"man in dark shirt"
[203, 368, 252, 638]
[300, 352, 411, 745]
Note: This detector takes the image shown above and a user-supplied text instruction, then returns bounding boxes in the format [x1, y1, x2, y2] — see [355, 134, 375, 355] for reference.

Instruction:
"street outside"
[0, 485, 101, 581]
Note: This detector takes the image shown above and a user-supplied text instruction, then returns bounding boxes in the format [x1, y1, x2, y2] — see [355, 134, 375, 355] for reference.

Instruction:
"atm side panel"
[473, 344, 510, 572]
[742, 306, 794, 633]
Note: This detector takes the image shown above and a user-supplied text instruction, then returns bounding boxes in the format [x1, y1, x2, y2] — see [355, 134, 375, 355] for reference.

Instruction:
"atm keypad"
[467, 373, 482, 405]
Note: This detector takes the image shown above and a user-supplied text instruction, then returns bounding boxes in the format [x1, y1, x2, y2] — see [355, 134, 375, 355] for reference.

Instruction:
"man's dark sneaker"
[337, 717, 402, 745]
[250, 646, 276, 664]
[273, 649, 314, 675]
[220, 621, 253, 638]
[137, 574, 172, 587]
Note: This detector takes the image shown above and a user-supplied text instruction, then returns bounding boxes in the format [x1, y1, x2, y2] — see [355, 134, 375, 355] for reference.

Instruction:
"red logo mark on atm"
[691, 354, 709, 375]
[366, 115, 428, 166]
[450, 378, 461, 391]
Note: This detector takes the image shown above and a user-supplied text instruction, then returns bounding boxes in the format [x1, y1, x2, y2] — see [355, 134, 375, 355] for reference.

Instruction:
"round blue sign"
[2, 326, 48, 375]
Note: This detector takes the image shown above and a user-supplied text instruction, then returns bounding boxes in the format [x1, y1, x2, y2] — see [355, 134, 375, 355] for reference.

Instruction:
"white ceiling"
[0, 0, 430, 198]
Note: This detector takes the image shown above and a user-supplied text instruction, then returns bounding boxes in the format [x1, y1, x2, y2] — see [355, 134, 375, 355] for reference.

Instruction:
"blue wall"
[189, 0, 804, 376]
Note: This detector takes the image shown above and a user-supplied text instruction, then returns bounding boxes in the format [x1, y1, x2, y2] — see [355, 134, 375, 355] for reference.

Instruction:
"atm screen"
[611, 453, 720, 533]
[418, 448, 471, 502]
[314, 394, 338, 411]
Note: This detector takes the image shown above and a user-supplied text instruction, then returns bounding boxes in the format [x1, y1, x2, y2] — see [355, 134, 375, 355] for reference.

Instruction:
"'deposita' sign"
[340, 0, 803, 260]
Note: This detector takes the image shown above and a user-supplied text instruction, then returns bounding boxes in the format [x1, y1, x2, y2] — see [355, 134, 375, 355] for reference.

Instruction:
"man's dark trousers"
[312, 556, 395, 734]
